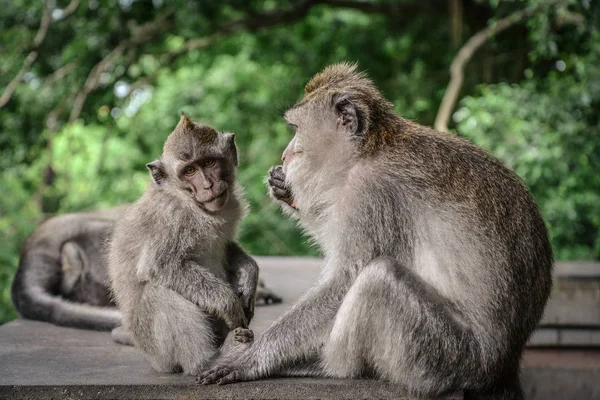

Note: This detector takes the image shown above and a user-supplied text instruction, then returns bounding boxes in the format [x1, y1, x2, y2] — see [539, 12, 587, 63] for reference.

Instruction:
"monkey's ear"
[333, 94, 365, 137]
[146, 160, 166, 185]
[223, 133, 238, 166]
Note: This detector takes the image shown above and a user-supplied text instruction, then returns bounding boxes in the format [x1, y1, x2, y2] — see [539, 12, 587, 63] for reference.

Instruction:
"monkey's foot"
[255, 286, 283, 306]
[233, 327, 254, 344]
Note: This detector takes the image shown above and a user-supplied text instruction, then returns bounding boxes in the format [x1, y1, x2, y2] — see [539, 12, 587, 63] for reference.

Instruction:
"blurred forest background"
[1, 0, 599, 323]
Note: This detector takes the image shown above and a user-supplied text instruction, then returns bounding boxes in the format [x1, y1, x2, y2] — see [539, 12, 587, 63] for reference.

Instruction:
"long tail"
[11, 257, 121, 331]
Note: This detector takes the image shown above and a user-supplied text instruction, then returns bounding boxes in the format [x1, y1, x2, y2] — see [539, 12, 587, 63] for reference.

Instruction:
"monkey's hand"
[267, 166, 296, 209]
[236, 288, 255, 323]
[221, 299, 249, 330]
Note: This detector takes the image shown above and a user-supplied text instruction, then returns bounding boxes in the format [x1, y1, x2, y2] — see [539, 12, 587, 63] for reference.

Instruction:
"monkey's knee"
[323, 261, 395, 378]
[324, 258, 406, 379]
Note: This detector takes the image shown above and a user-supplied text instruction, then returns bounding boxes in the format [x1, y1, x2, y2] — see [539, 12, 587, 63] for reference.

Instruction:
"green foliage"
[456, 46, 600, 260]
[0, 0, 599, 324]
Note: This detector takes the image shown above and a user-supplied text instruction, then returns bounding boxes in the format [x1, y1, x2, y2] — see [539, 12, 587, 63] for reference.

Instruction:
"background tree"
[1, 0, 598, 323]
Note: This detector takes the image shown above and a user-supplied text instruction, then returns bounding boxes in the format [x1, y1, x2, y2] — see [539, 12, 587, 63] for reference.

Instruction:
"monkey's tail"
[12, 288, 121, 331]
[11, 259, 121, 331]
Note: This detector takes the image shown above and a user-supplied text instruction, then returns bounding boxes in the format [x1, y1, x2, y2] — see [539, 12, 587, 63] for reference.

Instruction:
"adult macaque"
[12, 208, 125, 331]
[200, 63, 552, 400]
[108, 115, 259, 374]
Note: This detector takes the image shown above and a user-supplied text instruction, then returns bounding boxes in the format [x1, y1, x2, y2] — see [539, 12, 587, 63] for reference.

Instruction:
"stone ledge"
[0, 380, 432, 400]
[2, 257, 600, 399]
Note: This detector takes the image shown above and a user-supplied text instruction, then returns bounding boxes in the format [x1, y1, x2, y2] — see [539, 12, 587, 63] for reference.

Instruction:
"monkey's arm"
[225, 243, 259, 323]
[200, 272, 349, 384]
[143, 257, 248, 330]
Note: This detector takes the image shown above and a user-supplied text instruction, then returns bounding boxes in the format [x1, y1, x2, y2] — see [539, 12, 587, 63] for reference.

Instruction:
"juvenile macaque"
[108, 114, 258, 374]
[200, 64, 552, 400]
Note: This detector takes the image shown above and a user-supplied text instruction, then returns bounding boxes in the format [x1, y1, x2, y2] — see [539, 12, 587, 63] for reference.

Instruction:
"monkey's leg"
[60, 241, 113, 307]
[60, 242, 85, 295]
[322, 258, 510, 398]
[136, 286, 220, 375]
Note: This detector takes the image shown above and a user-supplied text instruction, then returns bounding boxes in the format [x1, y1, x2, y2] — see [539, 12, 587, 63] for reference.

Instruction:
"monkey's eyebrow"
[284, 115, 297, 128]
[178, 151, 192, 160]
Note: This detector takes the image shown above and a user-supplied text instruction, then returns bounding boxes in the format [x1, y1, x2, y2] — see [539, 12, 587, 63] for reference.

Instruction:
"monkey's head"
[146, 114, 238, 213]
[282, 63, 396, 188]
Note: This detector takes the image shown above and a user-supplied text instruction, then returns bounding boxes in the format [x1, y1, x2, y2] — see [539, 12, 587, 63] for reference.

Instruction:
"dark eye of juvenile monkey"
[184, 165, 196, 176]
[202, 159, 216, 168]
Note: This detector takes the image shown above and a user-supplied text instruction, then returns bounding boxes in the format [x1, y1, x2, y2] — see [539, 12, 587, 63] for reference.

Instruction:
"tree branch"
[0, 0, 80, 109]
[0, 4, 51, 108]
[434, 6, 541, 132]
[68, 14, 172, 123]
[42, 63, 75, 88]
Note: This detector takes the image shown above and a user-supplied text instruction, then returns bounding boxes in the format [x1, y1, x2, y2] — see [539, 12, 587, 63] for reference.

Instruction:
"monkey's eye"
[203, 159, 216, 168]
[184, 165, 196, 176]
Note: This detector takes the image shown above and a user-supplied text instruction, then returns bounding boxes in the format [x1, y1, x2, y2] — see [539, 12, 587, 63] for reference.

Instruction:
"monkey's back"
[13, 209, 125, 325]
[350, 122, 553, 363]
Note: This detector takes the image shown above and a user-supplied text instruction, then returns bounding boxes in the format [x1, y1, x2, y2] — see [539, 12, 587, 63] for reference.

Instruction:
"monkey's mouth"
[198, 190, 229, 211]
[203, 190, 227, 203]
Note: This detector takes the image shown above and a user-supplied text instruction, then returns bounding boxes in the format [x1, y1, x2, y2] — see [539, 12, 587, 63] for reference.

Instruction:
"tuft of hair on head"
[304, 62, 370, 94]
[179, 111, 194, 127]
[163, 113, 218, 155]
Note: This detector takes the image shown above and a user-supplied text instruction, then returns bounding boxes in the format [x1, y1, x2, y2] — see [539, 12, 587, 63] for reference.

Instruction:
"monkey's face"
[178, 157, 231, 212]
[282, 99, 358, 191]
[148, 117, 238, 214]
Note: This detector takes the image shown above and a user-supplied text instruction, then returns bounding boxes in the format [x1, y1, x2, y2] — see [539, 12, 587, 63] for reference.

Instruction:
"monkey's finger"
[199, 368, 229, 384]
[234, 334, 253, 343]
[269, 167, 286, 181]
[265, 294, 282, 304]
[271, 187, 290, 199]
[198, 367, 224, 380]
[267, 177, 287, 189]
[268, 165, 284, 174]
[217, 370, 245, 385]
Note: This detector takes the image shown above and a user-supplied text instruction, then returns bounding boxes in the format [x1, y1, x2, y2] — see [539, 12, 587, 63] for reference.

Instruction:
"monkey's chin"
[201, 191, 229, 213]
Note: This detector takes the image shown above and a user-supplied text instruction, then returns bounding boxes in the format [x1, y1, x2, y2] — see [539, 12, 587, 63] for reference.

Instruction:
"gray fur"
[11, 207, 126, 331]
[11, 204, 280, 334]
[200, 63, 553, 400]
[107, 116, 258, 375]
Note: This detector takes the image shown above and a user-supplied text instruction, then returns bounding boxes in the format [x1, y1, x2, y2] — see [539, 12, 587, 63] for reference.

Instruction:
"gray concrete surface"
[529, 261, 600, 347]
[1, 257, 600, 399]
[0, 257, 459, 399]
